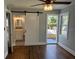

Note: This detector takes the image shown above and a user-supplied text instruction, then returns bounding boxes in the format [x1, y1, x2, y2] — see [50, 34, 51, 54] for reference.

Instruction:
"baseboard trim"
[25, 42, 47, 46]
[58, 42, 75, 56]
[12, 43, 16, 46]
[5, 51, 8, 59]
[13, 42, 47, 46]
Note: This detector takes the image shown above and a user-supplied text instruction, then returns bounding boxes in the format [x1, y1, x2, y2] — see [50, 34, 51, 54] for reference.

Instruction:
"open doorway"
[6, 13, 12, 53]
[47, 14, 58, 44]
[13, 14, 25, 46]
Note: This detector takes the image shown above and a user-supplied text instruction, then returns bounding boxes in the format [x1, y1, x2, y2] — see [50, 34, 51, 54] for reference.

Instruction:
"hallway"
[6, 45, 75, 59]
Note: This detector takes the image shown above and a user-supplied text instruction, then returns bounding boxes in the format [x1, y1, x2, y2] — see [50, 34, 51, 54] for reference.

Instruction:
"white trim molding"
[58, 42, 75, 56]
[4, 51, 8, 59]
[12, 42, 16, 46]
[13, 42, 47, 46]
[25, 42, 47, 46]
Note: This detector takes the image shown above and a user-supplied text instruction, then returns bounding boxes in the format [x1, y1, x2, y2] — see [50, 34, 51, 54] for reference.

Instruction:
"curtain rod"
[11, 11, 43, 13]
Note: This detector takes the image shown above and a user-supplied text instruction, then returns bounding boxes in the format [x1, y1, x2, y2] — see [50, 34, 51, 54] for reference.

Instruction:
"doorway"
[13, 15, 25, 46]
[6, 13, 12, 53]
[47, 14, 58, 44]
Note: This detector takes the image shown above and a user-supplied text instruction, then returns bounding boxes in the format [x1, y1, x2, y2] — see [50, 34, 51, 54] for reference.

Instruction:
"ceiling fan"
[31, 0, 71, 11]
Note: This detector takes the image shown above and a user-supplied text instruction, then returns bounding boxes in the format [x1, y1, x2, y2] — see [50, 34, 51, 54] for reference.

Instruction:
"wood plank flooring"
[6, 45, 75, 59]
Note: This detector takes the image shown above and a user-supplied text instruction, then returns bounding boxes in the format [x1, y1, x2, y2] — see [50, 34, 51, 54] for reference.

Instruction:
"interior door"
[25, 13, 39, 45]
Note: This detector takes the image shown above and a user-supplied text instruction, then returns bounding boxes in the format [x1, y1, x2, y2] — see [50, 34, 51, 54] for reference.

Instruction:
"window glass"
[62, 16, 68, 26]
[61, 13, 69, 35]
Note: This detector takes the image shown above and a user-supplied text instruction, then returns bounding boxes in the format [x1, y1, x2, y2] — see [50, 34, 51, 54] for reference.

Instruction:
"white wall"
[58, 2, 75, 55]
[4, 6, 9, 59]
[39, 13, 47, 43]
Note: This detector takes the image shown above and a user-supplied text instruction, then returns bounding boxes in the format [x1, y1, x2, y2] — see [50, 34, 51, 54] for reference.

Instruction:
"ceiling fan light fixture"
[44, 4, 53, 11]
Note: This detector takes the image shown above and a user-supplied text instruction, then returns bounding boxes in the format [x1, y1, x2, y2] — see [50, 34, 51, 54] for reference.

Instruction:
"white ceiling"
[6, 0, 74, 10]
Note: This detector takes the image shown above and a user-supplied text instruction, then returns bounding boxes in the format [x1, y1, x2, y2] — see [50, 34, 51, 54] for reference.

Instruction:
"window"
[60, 12, 69, 36]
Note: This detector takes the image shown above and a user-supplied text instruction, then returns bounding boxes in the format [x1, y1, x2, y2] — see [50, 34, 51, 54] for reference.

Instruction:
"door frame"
[6, 9, 13, 53]
[46, 14, 59, 44]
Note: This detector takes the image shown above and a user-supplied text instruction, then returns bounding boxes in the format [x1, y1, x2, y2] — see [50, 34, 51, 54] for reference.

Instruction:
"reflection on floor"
[47, 39, 57, 43]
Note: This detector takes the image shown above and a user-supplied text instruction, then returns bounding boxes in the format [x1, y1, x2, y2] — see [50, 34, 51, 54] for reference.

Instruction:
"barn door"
[25, 13, 39, 45]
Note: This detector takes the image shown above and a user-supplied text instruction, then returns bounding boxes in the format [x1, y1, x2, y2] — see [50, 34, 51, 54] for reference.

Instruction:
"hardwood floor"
[6, 45, 75, 59]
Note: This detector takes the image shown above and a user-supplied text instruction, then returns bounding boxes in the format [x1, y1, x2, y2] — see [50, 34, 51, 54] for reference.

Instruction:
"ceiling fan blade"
[31, 3, 45, 7]
[31, 0, 71, 7]
[52, 1, 71, 4]
[39, 0, 56, 2]
[39, 0, 46, 2]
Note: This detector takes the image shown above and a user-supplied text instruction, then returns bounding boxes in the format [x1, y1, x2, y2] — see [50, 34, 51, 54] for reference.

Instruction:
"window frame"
[60, 12, 69, 40]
